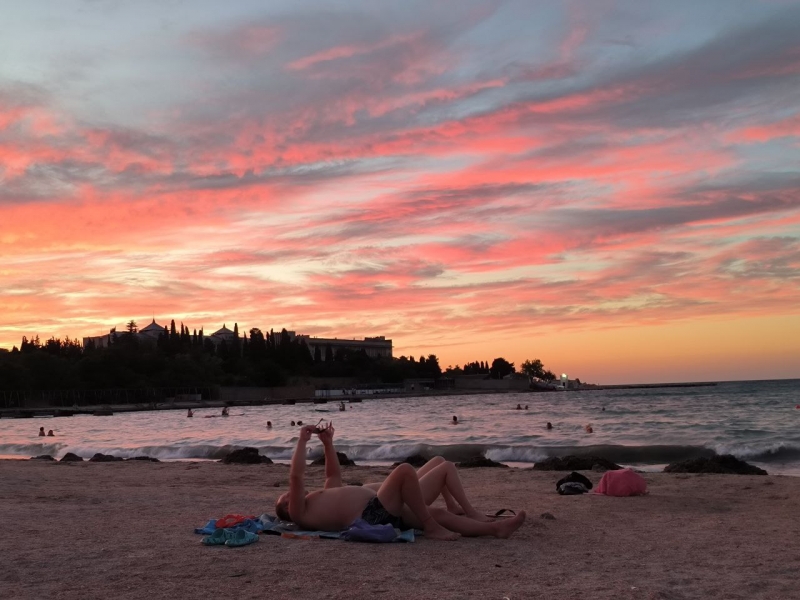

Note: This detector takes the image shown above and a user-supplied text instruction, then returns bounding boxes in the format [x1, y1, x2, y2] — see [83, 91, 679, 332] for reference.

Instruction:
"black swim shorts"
[361, 496, 406, 529]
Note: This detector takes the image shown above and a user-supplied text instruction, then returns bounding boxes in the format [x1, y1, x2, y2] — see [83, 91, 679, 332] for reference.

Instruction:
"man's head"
[275, 492, 291, 521]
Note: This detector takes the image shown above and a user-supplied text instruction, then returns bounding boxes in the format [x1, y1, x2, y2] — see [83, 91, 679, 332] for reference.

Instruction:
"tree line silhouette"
[0, 321, 443, 391]
[0, 320, 557, 392]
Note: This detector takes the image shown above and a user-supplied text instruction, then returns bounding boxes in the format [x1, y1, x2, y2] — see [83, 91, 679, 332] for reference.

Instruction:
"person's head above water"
[546, 422, 552, 430]
[452, 415, 458, 424]
[291, 420, 296, 426]
[267, 421, 272, 428]
[47, 430, 54, 436]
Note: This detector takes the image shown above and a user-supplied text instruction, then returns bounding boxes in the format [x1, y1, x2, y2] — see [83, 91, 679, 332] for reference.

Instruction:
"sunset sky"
[1, 1, 799, 384]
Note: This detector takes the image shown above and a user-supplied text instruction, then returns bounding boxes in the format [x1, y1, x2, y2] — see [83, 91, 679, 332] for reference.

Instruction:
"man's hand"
[317, 421, 335, 445]
[299, 424, 316, 442]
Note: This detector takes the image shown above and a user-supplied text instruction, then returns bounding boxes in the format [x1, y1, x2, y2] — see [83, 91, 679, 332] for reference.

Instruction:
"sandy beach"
[2, 460, 797, 600]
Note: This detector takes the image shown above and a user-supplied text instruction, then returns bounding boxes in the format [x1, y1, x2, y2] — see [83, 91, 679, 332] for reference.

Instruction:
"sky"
[1, 0, 799, 384]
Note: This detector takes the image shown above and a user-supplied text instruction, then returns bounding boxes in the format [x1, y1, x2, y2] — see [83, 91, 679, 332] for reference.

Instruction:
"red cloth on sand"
[215, 514, 255, 528]
[593, 468, 647, 497]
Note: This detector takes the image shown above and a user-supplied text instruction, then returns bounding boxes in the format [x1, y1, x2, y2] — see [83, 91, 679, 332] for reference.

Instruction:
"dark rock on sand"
[90, 453, 124, 462]
[60, 452, 84, 462]
[391, 454, 428, 468]
[221, 447, 273, 464]
[31, 455, 55, 461]
[532, 455, 621, 472]
[310, 451, 355, 466]
[664, 454, 767, 475]
[457, 456, 508, 468]
[126, 456, 161, 462]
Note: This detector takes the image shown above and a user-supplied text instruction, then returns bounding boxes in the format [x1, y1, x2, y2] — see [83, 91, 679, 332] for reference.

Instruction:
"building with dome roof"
[207, 324, 236, 346]
[82, 319, 166, 349]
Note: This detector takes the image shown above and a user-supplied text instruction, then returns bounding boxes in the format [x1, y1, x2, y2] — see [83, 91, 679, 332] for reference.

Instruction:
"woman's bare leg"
[415, 457, 463, 515]
[427, 507, 526, 538]
[418, 461, 493, 522]
[376, 463, 459, 541]
[365, 457, 463, 515]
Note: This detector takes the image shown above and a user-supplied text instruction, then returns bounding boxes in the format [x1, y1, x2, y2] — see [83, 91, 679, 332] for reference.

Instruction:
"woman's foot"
[445, 503, 466, 516]
[464, 509, 494, 523]
[494, 510, 526, 539]
[424, 519, 461, 541]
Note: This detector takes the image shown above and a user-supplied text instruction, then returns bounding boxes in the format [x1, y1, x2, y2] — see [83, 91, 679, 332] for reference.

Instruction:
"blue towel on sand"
[196, 514, 414, 543]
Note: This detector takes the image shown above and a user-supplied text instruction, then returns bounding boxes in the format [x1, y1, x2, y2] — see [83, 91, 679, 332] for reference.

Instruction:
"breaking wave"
[4, 440, 799, 465]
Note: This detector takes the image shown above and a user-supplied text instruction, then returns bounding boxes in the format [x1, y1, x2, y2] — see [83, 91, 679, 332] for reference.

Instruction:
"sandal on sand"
[225, 530, 259, 547]
[202, 528, 234, 546]
[488, 509, 517, 519]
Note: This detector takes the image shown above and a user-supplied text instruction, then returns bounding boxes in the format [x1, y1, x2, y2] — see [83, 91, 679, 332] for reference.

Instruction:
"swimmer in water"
[546, 422, 552, 430]
[297, 420, 303, 426]
[516, 404, 522, 410]
[187, 409, 193, 417]
[221, 406, 229, 417]
[47, 429, 55, 437]
[452, 415, 458, 424]
[38, 427, 45, 437]
[267, 421, 272, 429]
[585, 424, 593, 434]
[291, 420, 296, 426]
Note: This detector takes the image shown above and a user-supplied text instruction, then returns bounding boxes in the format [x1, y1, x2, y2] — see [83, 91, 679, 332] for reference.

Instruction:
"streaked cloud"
[0, 0, 798, 382]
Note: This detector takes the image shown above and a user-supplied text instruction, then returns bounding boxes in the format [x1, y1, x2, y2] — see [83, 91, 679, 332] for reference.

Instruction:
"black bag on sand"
[556, 471, 593, 491]
[558, 482, 589, 495]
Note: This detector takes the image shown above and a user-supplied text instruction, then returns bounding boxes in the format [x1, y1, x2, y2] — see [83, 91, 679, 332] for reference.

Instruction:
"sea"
[2, 379, 799, 475]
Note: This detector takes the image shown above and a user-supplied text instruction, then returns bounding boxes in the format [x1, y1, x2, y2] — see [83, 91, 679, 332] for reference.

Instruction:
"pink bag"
[593, 468, 647, 496]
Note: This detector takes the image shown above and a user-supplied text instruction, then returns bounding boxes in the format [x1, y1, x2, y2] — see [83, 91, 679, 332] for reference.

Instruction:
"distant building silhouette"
[82, 320, 392, 359]
[296, 335, 392, 360]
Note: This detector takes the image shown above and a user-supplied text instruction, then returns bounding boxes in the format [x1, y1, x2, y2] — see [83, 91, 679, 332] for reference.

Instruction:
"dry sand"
[2, 460, 797, 600]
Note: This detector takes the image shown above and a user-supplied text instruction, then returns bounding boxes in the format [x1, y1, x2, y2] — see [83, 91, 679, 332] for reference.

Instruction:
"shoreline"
[3, 460, 797, 599]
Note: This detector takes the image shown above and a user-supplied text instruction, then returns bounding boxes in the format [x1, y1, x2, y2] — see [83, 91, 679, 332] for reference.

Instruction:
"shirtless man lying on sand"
[275, 423, 526, 541]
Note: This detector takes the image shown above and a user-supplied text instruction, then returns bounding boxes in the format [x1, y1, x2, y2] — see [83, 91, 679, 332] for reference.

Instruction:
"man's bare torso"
[298, 485, 377, 531]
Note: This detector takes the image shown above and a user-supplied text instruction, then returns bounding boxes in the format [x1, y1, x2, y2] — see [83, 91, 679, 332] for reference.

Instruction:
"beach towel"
[593, 468, 647, 497]
[195, 513, 414, 543]
[341, 519, 404, 543]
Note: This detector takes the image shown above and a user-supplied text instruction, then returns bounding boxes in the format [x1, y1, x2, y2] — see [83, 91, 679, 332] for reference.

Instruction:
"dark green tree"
[489, 357, 515, 379]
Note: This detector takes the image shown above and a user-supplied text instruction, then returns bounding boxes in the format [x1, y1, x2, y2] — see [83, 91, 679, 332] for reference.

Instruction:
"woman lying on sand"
[276, 423, 526, 541]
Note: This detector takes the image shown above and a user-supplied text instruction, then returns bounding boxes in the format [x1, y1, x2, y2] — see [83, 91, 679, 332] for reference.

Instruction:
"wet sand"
[2, 460, 797, 600]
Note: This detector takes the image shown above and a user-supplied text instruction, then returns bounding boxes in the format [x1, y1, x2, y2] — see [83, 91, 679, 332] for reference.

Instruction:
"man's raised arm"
[288, 425, 315, 520]
[318, 423, 342, 489]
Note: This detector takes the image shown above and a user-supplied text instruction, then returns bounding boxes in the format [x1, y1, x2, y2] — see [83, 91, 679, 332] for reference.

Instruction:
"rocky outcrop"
[221, 447, 273, 464]
[391, 454, 428, 468]
[60, 452, 83, 462]
[456, 456, 508, 468]
[126, 456, 161, 462]
[31, 455, 55, 461]
[310, 451, 355, 466]
[532, 455, 621, 472]
[89, 453, 124, 462]
[664, 454, 767, 475]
